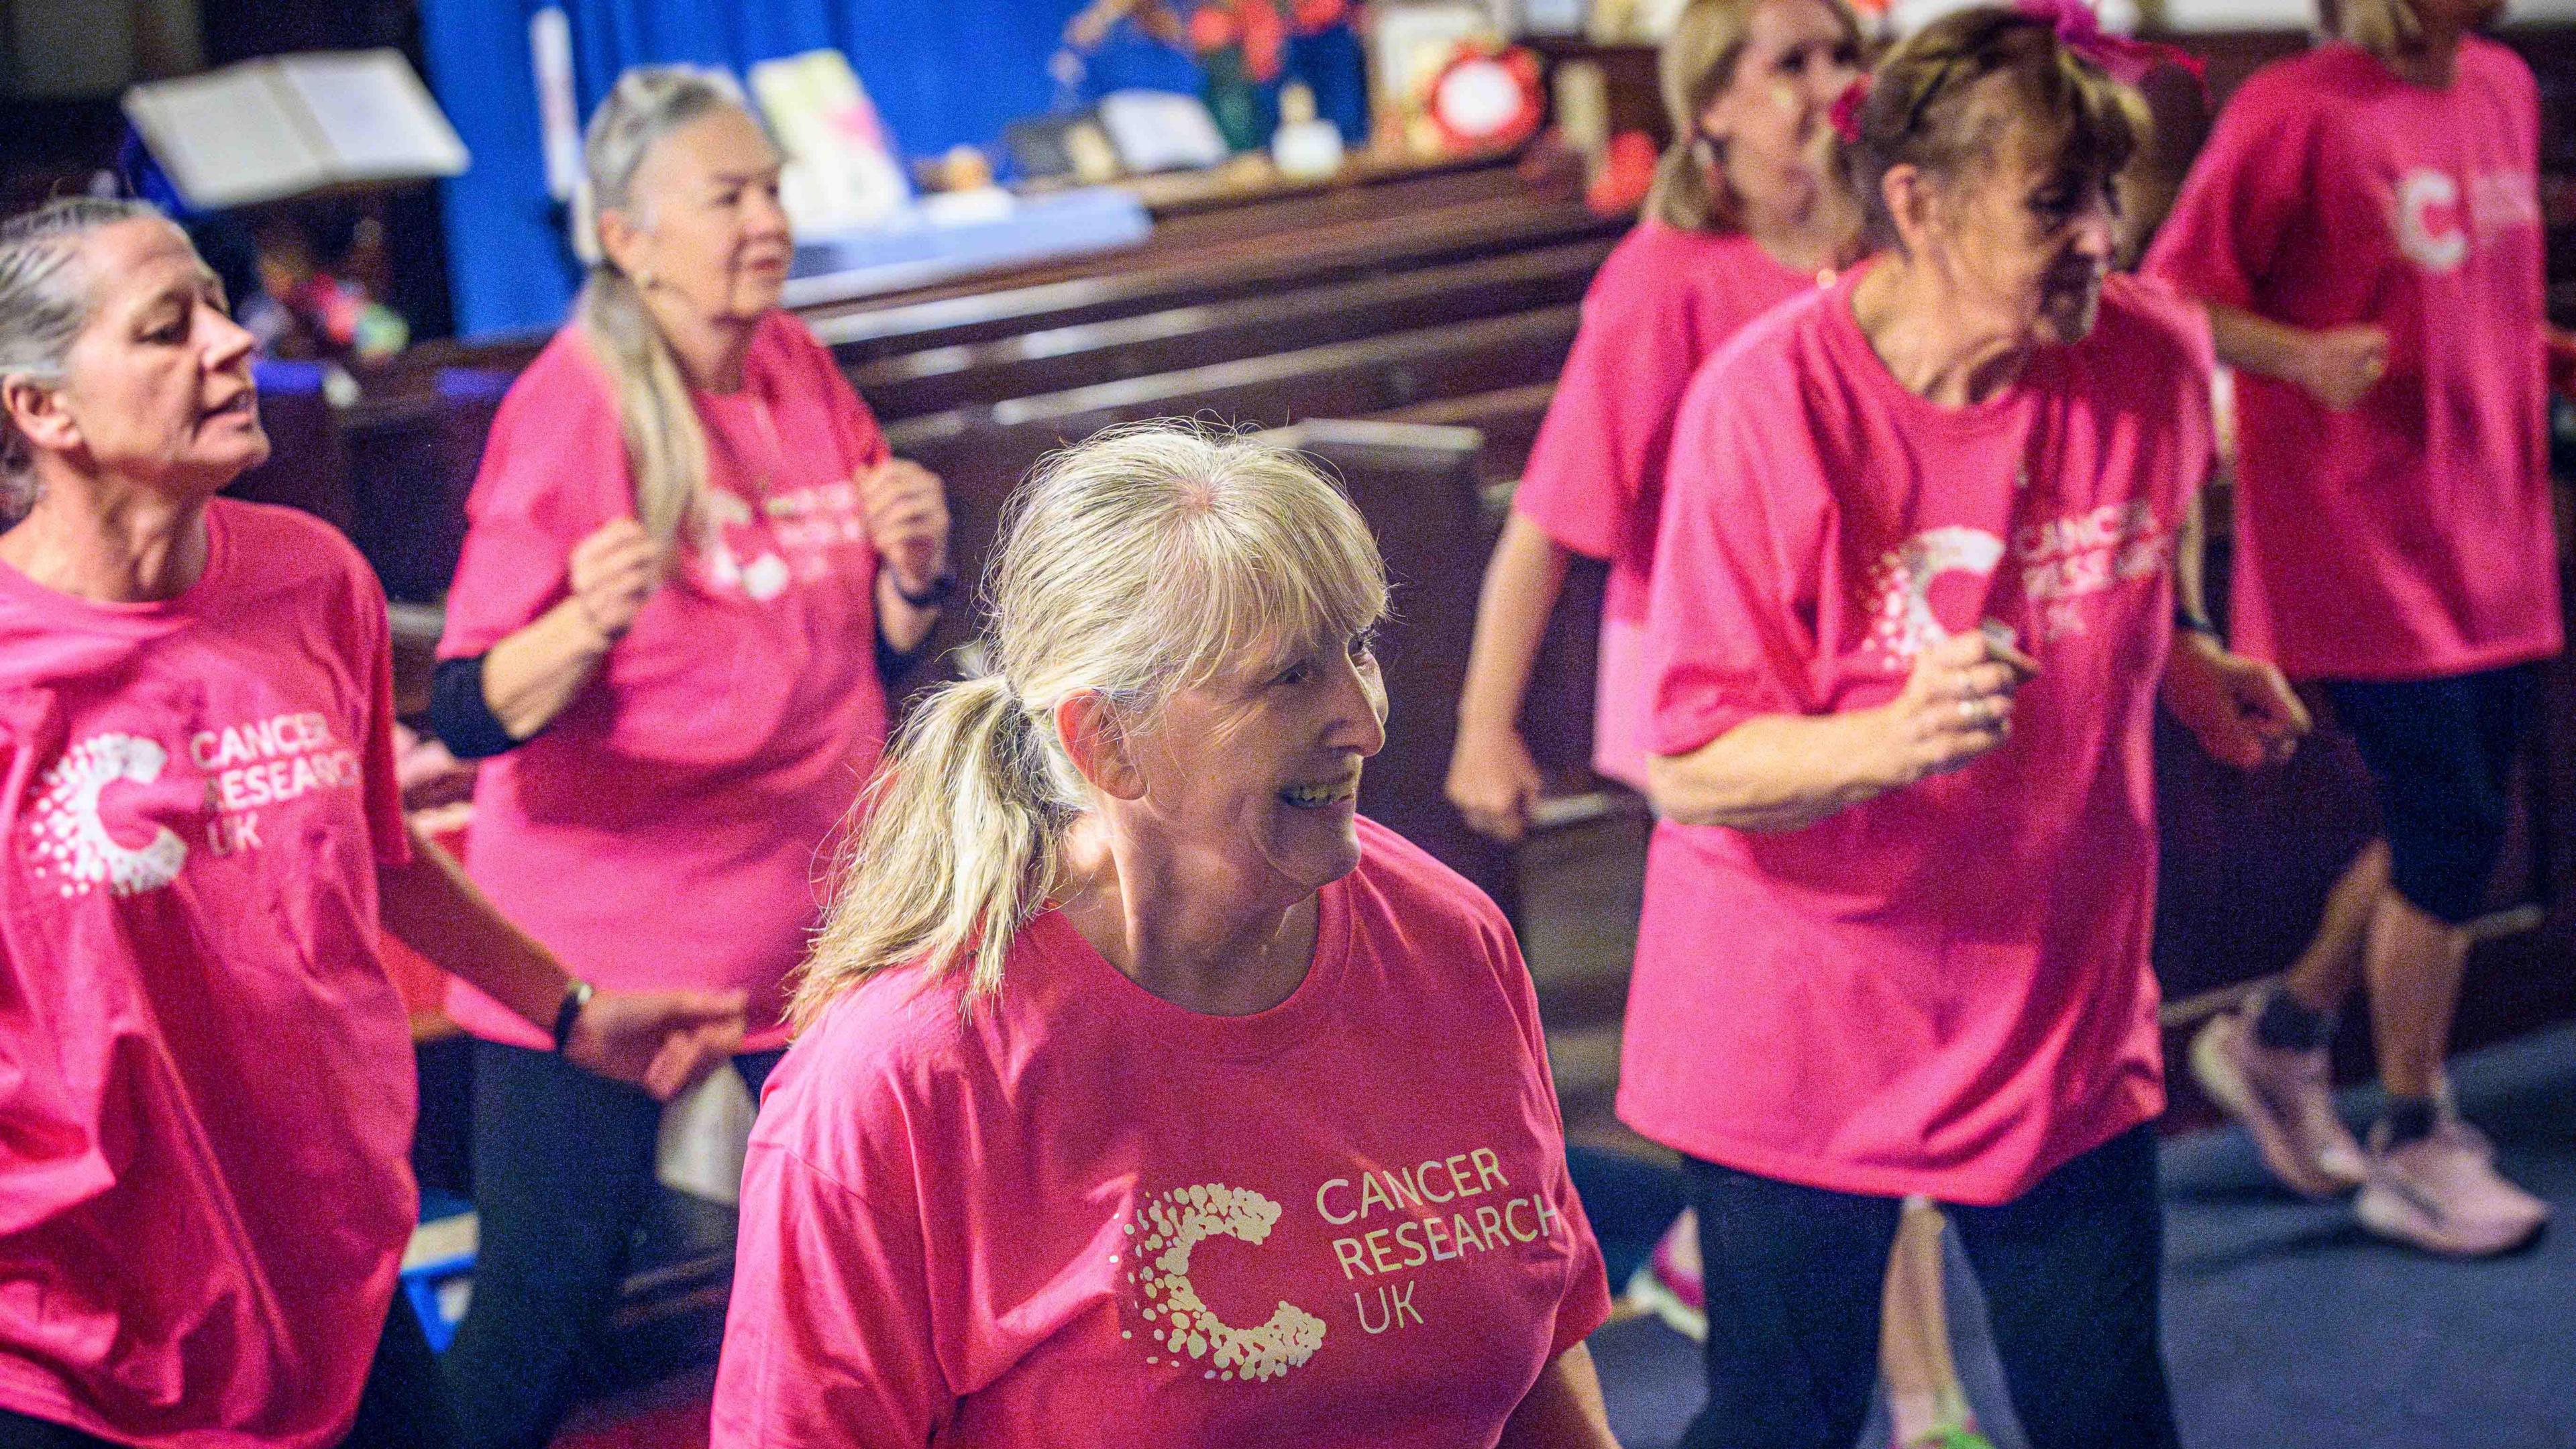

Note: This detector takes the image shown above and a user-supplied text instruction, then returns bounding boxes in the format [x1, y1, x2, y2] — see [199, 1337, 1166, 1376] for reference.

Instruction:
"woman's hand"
[2288, 324, 2389, 412]
[568, 518, 667, 642]
[1861, 628, 2037, 788]
[861, 458, 952, 596]
[1448, 722, 1547, 843]
[563, 987, 749, 1102]
[2161, 629, 2309, 769]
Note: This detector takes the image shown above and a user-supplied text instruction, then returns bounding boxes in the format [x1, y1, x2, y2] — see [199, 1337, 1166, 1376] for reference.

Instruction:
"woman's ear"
[1056, 691, 1145, 802]
[1, 374, 77, 458]
[1696, 89, 1735, 150]
[596, 206, 651, 286]
[1879, 162, 1935, 254]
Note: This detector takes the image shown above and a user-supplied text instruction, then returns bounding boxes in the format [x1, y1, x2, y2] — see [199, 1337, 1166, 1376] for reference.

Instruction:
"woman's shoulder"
[2092, 272, 2216, 380]
[1347, 816, 1513, 949]
[1585, 223, 1752, 318]
[752, 967, 987, 1169]
[202, 498, 382, 614]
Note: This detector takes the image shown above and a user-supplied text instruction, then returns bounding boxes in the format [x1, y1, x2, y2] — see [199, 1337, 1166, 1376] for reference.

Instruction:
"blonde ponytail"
[795, 675, 1073, 1024]
[791, 423, 1389, 1024]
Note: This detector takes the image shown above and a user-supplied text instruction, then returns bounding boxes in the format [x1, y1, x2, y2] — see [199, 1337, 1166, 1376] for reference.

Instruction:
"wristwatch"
[893, 570, 957, 608]
[551, 978, 595, 1054]
[2175, 606, 2220, 639]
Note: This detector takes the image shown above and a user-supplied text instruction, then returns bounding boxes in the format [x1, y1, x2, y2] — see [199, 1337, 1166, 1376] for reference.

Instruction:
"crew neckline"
[1820, 266, 2040, 436]
[1032, 866, 1358, 1061]
[0, 500, 233, 635]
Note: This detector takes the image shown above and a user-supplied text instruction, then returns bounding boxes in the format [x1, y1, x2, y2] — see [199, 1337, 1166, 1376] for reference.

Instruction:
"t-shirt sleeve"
[349, 564, 411, 869]
[712, 1136, 953, 1447]
[2141, 79, 2312, 313]
[435, 352, 631, 660]
[1644, 363, 1827, 758]
[1511, 265, 1698, 561]
[1473, 896, 1613, 1359]
[792, 317, 892, 475]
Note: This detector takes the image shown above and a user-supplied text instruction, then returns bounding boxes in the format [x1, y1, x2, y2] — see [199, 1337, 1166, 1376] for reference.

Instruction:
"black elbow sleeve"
[427, 655, 523, 760]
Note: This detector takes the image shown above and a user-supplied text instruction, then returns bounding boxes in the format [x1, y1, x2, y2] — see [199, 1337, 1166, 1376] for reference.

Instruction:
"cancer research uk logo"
[2392, 166, 2541, 274]
[21, 714, 362, 899]
[1119, 1150, 1577, 1385]
[21, 733, 189, 897]
[1862, 504, 2172, 661]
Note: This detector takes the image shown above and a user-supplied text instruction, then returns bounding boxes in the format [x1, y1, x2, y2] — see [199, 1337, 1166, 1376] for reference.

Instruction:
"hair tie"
[2012, 0, 2206, 91]
[1829, 74, 1873, 144]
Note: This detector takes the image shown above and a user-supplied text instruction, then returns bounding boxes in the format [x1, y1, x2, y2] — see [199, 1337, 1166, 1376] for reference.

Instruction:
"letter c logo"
[1125, 1183, 1328, 1383]
[24, 734, 189, 898]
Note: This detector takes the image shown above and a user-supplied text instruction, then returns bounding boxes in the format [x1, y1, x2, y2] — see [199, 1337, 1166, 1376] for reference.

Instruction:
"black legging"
[442, 1042, 781, 1449]
[1680, 1124, 2178, 1449]
[0, 1292, 453, 1449]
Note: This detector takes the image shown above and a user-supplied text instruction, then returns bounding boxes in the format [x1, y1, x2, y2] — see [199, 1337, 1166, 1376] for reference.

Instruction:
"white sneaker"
[2355, 1117, 2549, 1257]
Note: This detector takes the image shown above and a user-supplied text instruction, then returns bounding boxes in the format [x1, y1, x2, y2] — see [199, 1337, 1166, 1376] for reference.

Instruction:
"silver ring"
[1958, 696, 1986, 725]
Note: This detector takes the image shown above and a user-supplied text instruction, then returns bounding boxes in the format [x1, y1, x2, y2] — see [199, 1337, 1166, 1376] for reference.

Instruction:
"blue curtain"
[423, 0, 1147, 337]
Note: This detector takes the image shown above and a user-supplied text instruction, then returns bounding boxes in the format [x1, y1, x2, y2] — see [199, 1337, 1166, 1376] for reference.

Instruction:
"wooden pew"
[848, 239, 1613, 422]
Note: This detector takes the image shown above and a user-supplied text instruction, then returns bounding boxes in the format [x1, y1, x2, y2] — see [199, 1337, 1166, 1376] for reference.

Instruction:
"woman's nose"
[202, 305, 256, 371]
[1328, 655, 1389, 758]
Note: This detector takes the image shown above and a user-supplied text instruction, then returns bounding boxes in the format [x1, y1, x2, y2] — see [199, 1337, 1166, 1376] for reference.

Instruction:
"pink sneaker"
[2189, 1000, 2366, 1199]
[2355, 1118, 2550, 1257]
[1621, 1210, 1707, 1341]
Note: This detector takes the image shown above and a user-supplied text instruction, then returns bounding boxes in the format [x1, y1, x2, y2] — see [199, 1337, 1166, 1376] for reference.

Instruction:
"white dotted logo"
[1122, 1183, 1328, 1383]
[1863, 526, 2006, 663]
[22, 734, 189, 898]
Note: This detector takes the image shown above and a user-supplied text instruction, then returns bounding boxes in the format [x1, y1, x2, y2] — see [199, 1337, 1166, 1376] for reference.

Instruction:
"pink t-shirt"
[711, 818, 1610, 1448]
[1513, 222, 1827, 789]
[0, 500, 413, 1447]
[2144, 38, 2559, 682]
[1618, 272, 2209, 1204]
[437, 311, 893, 1050]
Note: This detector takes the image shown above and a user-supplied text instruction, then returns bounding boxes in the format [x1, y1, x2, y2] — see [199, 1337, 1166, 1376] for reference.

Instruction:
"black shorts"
[2322, 663, 2540, 925]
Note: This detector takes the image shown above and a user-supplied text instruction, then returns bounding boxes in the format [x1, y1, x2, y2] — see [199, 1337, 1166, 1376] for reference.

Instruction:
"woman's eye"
[1274, 662, 1311, 687]
[1346, 630, 1377, 662]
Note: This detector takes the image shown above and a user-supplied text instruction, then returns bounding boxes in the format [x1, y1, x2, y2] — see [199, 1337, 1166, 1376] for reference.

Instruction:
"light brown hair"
[1843, 5, 2149, 251]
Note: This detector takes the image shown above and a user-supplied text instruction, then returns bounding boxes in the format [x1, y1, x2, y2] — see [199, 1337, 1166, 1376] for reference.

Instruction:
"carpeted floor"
[1589, 1022, 2576, 1449]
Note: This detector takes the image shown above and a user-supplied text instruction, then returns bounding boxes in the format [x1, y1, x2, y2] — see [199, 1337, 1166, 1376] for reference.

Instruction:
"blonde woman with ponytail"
[710, 425, 1617, 1449]
[424, 67, 953, 1449]
[1448, 0, 1864, 843]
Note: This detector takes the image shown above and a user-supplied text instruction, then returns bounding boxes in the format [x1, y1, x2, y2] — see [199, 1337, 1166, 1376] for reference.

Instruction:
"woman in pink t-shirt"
[422, 71, 953, 1449]
[711, 425, 1615, 1448]
[0, 199, 740, 1449]
[1627, 11, 2308, 1446]
[2145, 0, 2561, 1256]
[1446, 0, 1864, 836]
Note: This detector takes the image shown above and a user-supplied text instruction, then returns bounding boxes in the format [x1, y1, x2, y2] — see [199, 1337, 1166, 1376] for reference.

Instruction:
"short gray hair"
[0, 196, 164, 518]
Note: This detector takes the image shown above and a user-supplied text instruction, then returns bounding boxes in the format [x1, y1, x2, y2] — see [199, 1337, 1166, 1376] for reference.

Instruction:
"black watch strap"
[2176, 607, 2220, 639]
[551, 979, 595, 1053]
[893, 570, 957, 608]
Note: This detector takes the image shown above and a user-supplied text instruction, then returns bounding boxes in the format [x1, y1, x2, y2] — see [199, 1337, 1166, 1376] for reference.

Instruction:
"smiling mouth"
[201, 392, 257, 422]
[1280, 771, 1362, 808]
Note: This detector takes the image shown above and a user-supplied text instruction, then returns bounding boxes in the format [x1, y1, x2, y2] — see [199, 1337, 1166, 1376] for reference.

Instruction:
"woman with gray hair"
[425, 68, 952, 1448]
[0, 199, 741, 1448]
[708, 425, 1617, 1448]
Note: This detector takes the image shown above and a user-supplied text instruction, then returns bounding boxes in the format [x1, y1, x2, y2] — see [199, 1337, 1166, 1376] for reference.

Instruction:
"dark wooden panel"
[849, 239, 1613, 421]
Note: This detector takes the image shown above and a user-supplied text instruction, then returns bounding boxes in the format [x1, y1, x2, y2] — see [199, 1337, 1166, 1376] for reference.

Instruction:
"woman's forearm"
[479, 599, 616, 741]
[1497, 1344, 1619, 1449]
[1646, 707, 1902, 832]
[875, 570, 941, 656]
[1458, 514, 1573, 740]
[2204, 305, 2308, 388]
[378, 824, 570, 1032]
